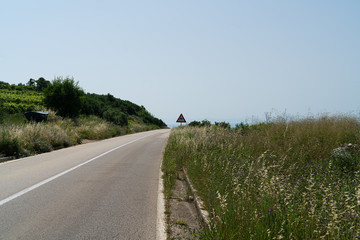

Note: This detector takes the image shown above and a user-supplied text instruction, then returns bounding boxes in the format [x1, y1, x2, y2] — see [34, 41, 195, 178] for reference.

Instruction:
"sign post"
[176, 113, 186, 126]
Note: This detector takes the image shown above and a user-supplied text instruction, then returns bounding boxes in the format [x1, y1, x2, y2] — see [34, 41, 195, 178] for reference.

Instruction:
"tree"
[35, 77, 50, 91]
[27, 79, 36, 88]
[44, 77, 84, 118]
[28, 77, 51, 91]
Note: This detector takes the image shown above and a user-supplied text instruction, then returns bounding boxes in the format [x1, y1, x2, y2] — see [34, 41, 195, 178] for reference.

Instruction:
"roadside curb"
[182, 168, 210, 227]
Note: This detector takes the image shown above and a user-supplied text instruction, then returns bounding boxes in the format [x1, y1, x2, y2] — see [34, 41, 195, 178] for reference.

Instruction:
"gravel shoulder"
[167, 170, 204, 239]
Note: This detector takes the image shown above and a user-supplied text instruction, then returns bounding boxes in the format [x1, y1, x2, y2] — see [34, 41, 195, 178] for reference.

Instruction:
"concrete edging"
[182, 168, 210, 227]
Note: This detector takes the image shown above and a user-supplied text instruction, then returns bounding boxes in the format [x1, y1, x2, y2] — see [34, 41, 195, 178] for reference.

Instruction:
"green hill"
[0, 78, 167, 158]
[0, 79, 166, 129]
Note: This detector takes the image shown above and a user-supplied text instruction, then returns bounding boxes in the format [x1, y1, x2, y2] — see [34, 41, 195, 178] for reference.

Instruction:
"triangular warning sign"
[176, 114, 186, 123]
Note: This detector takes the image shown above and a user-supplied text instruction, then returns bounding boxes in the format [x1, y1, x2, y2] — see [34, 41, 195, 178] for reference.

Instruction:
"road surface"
[0, 129, 170, 240]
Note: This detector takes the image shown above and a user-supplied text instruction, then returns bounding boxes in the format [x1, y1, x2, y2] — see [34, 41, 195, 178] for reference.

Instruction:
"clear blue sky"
[1, 1, 359, 126]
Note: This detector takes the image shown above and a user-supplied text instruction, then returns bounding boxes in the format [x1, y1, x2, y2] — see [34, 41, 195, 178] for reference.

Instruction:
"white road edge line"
[0, 133, 156, 207]
[156, 160, 167, 240]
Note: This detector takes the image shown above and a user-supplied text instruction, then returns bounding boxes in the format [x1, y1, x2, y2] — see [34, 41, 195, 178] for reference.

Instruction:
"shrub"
[234, 122, 250, 135]
[44, 77, 84, 118]
[189, 121, 201, 127]
[103, 109, 128, 126]
[201, 119, 211, 127]
[0, 130, 22, 158]
[214, 121, 231, 129]
[188, 119, 212, 127]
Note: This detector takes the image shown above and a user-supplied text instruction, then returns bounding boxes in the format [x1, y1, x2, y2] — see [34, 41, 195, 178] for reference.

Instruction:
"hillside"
[0, 78, 167, 158]
[0, 79, 166, 129]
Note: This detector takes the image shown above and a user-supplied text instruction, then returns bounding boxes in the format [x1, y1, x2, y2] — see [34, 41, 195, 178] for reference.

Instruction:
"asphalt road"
[0, 129, 170, 240]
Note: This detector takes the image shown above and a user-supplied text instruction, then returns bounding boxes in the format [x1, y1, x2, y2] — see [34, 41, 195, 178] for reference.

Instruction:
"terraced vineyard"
[0, 89, 45, 113]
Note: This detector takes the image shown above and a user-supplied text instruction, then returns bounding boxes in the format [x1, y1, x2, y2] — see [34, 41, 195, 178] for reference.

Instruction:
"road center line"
[0, 133, 156, 207]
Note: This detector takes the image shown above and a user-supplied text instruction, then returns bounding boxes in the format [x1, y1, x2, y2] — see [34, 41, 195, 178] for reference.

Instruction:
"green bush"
[44, 77, 84, 118]
[214, 121, 231, 129]
[188, 120, 201, 127]
[103, 109, 128, 126]
[188, 119, 212, 127]
[0, 130, 22, 158]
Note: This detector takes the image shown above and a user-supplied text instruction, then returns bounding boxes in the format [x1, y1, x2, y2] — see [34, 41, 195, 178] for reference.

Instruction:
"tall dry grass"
[163, 115, 360, 239]
[0, 115, 127, 158]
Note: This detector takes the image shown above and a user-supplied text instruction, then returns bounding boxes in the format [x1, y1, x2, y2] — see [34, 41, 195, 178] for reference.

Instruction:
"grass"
[162, 114, 360, 239]
[175, 220, 189, 226]
[0, 113, 153, 158]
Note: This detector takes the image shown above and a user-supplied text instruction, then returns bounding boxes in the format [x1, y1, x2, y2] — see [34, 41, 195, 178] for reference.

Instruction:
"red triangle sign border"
[176, 114, 186, 123]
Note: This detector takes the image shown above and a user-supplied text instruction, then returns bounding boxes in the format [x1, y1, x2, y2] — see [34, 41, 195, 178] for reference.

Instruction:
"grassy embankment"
[162, 115, 360, 239]
[0, 113, 158, 158]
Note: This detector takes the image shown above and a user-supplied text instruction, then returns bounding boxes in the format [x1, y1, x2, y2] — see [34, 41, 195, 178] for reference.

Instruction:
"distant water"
[167, 123, 182, 129]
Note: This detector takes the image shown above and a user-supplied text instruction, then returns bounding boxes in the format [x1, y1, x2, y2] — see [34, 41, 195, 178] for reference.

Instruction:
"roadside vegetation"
[163, 114, 360, 239]
[0, 77, 167, 159]
[0, 84, 44, 114]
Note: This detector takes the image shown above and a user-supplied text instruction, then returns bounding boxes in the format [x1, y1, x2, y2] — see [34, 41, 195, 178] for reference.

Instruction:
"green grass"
[163, 114, 360, 239]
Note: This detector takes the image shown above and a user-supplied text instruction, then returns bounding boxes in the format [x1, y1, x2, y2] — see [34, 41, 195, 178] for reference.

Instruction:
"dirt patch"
[81, 139, 99, 144]
[168, 171, 203, 239]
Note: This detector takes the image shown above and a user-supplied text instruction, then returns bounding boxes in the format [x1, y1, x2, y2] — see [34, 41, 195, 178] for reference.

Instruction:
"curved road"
[0, 129, 170, 240]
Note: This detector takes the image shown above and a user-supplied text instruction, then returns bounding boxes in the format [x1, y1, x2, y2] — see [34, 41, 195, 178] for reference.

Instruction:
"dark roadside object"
[24, 111, 49, 122]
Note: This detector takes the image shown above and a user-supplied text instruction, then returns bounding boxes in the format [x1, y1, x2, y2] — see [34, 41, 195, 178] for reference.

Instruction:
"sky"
[1, 1, 359, 126]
